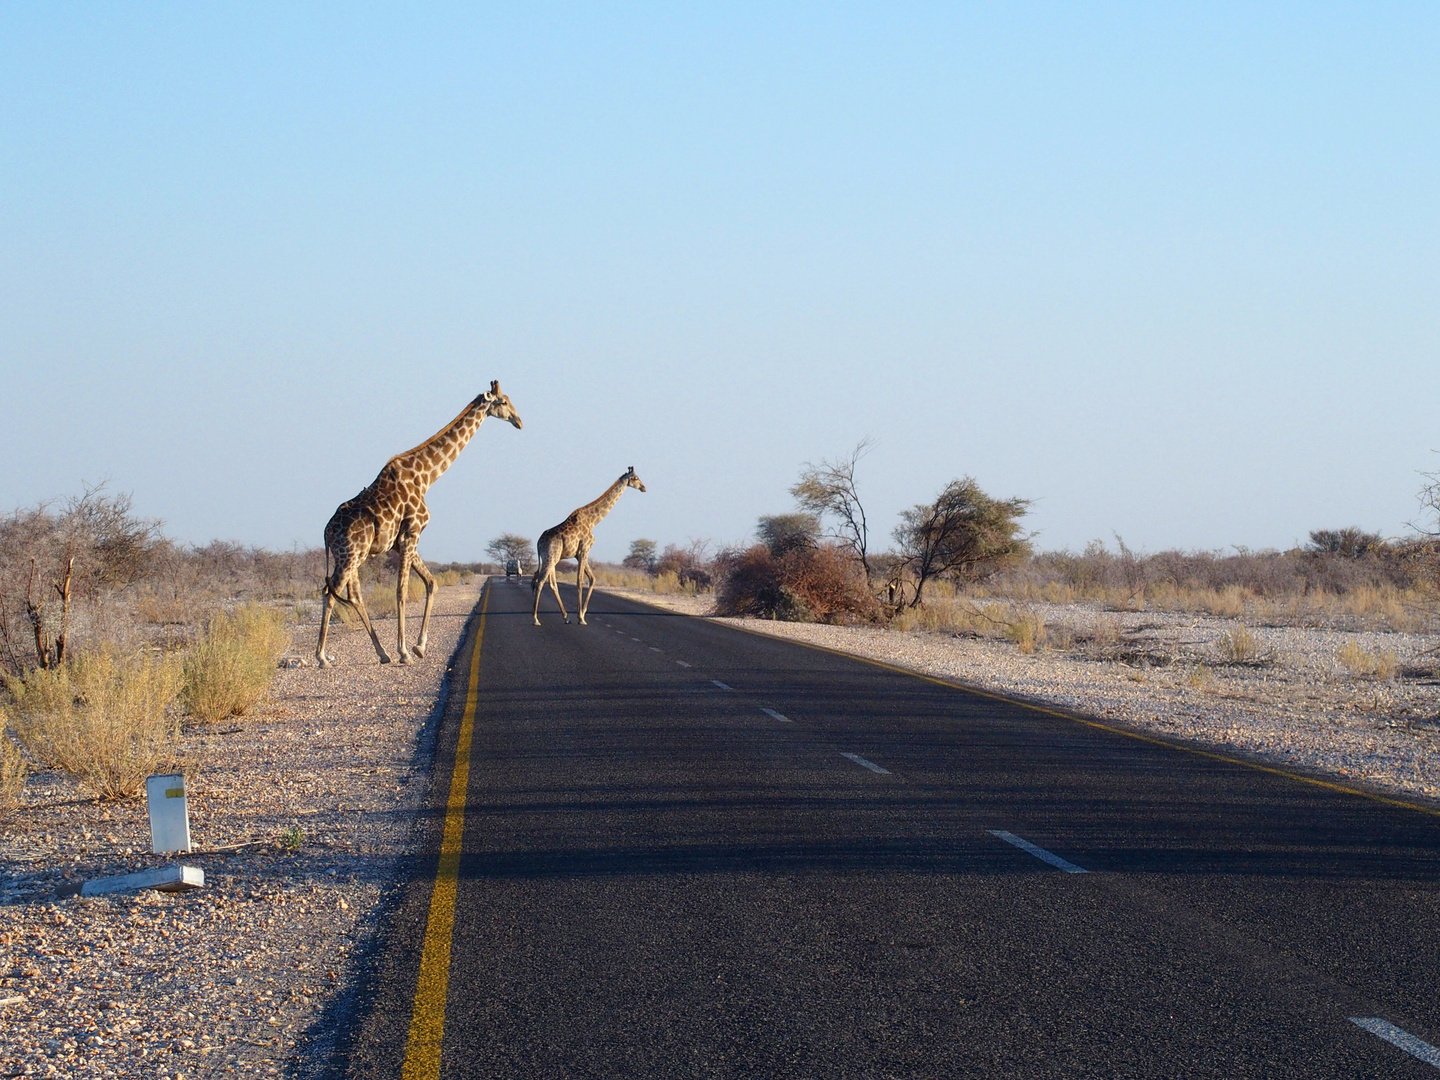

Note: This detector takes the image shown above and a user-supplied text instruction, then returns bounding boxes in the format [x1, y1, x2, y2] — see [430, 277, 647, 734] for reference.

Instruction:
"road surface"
[342, 578, 1440, 1078]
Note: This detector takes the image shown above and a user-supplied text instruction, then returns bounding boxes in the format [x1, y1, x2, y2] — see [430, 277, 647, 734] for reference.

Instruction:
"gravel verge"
[0, 579, 485, 1079]
[602, 588, 1440, 804]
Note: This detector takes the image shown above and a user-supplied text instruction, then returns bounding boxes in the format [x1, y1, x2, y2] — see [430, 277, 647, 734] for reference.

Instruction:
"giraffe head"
[482, 380, 523, 429]
[624, 465, 647, 493]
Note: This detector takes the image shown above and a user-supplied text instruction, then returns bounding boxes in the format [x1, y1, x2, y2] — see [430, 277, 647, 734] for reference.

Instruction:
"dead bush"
[6, 647, 182, 799]
[716, 543, 878, 623]
[181, 604, 291, 724]
[715, 546, 809, 620]
[780, 544, 881, 624]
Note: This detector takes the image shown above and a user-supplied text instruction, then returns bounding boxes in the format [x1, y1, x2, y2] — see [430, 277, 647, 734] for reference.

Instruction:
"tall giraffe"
[316, 381, 522, 667]
[532, 466, 646, 626]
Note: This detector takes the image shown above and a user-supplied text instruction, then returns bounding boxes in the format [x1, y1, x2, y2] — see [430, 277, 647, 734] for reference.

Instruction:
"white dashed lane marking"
[761, 708, 791, 723]
[1350, 1018, 1440, 1069]
[712, 680, 733, 691]
[675, 661, 692, 668]
[840, 752, 889, 774]
[988, 830, 1088, 874]
[649, 647, 663, 652]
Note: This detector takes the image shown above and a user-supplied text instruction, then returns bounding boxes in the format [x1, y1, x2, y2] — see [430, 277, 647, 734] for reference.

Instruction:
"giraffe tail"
[320, 544, 355, 608]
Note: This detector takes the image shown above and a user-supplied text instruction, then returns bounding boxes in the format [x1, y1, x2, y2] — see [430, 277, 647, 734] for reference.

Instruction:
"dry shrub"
[889, 597, 1012, 636]
[182, 604, 290, 724]
[1039, 581, 1076, 604]
[1184, 664, 1213, 691]
[0, 729, 27, 812]
[1006, 612, 1046, 654]
[591, 566, 654, 591]
[715, 546, 809, 620]
[1217, 625, 1260, 663]
[781, 545, 880, 624]
[6, 647, 182, 798]
[1337, 640, 1398, 680]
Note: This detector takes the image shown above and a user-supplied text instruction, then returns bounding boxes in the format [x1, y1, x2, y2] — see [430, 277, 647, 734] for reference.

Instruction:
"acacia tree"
[623, 538, 658, 572]
[791, 437, 874, 578]
[485, 533, 534, 572]
[892, 477, 1031, 607]
[757, 513, 820, 557]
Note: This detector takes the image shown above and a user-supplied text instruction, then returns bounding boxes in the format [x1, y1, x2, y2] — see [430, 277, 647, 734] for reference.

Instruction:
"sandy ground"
[4, 579, 1439, 1078]
[603, 588, 1440, 803]
[0, 579, 483, 1079]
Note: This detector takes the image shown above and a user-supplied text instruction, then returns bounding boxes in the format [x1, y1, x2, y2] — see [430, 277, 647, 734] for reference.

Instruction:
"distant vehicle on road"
[504, 559, 521, 579]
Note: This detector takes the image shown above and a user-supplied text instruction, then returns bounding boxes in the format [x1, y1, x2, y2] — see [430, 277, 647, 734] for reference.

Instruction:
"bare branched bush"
[792, 438, 874, 577]
[181, 605, 291, 724]
[6, 647, 182, 799]
[0, 486, 165, 672]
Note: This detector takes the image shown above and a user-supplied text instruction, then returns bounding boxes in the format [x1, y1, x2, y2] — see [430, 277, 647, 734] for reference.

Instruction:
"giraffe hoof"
[412, 643, 427, 658]
[317, 656, 331, 669]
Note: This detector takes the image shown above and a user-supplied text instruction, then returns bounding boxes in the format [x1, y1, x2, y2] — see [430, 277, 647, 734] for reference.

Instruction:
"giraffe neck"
[389, 394, 489, 494]
[579, 476, 630, 526]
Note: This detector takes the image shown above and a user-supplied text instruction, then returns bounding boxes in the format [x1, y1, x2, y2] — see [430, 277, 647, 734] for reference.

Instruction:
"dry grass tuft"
[6, 647, 183, 799]
[1337, 640, 1399, 681]
[1217, 625, 1261, 663]
[1006, 612, 1047, 654]
[0, 728, 27, 812]
[181, 604, 291, 724]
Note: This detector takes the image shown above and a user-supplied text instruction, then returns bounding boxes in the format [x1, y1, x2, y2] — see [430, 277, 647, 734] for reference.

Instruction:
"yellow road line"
[716, 614, 1440, 822]
[402, 584, 488, 1080]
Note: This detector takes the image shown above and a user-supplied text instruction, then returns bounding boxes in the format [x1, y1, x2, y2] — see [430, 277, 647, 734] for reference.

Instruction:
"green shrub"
[182, 604, 291, 723]
[6, 647, 182, 799]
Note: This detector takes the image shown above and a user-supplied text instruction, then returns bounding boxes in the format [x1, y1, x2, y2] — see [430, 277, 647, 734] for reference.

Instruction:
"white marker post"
[146, 773, 192, 854]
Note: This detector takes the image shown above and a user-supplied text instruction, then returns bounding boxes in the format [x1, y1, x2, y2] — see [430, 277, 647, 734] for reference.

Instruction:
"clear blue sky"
[3, 4, 1437, 562]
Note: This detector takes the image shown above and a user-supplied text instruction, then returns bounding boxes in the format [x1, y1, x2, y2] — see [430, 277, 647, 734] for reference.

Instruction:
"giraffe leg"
[396, 550, 413, 664]
[582, 560, 597, 623]
[532, 560, 546, 626]
[348, 579, 393, 664]
[316, 587, 337, 668]
[576, 548, 594, 625]
[410, 555, 437, 658]
[550, 565, 570, 624]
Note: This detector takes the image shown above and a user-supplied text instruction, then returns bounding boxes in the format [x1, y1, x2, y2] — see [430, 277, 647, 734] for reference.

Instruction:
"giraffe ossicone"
[532, 466, 646, 626]
[316, 380, 522, 668]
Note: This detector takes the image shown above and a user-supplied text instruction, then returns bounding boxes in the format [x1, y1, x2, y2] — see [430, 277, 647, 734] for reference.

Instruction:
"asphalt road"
[343, 578, 1440, 1078]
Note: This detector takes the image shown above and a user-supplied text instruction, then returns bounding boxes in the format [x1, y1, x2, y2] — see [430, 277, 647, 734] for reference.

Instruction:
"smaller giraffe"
[532, 466, 647, 626]
[317, 381, 522, 667]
